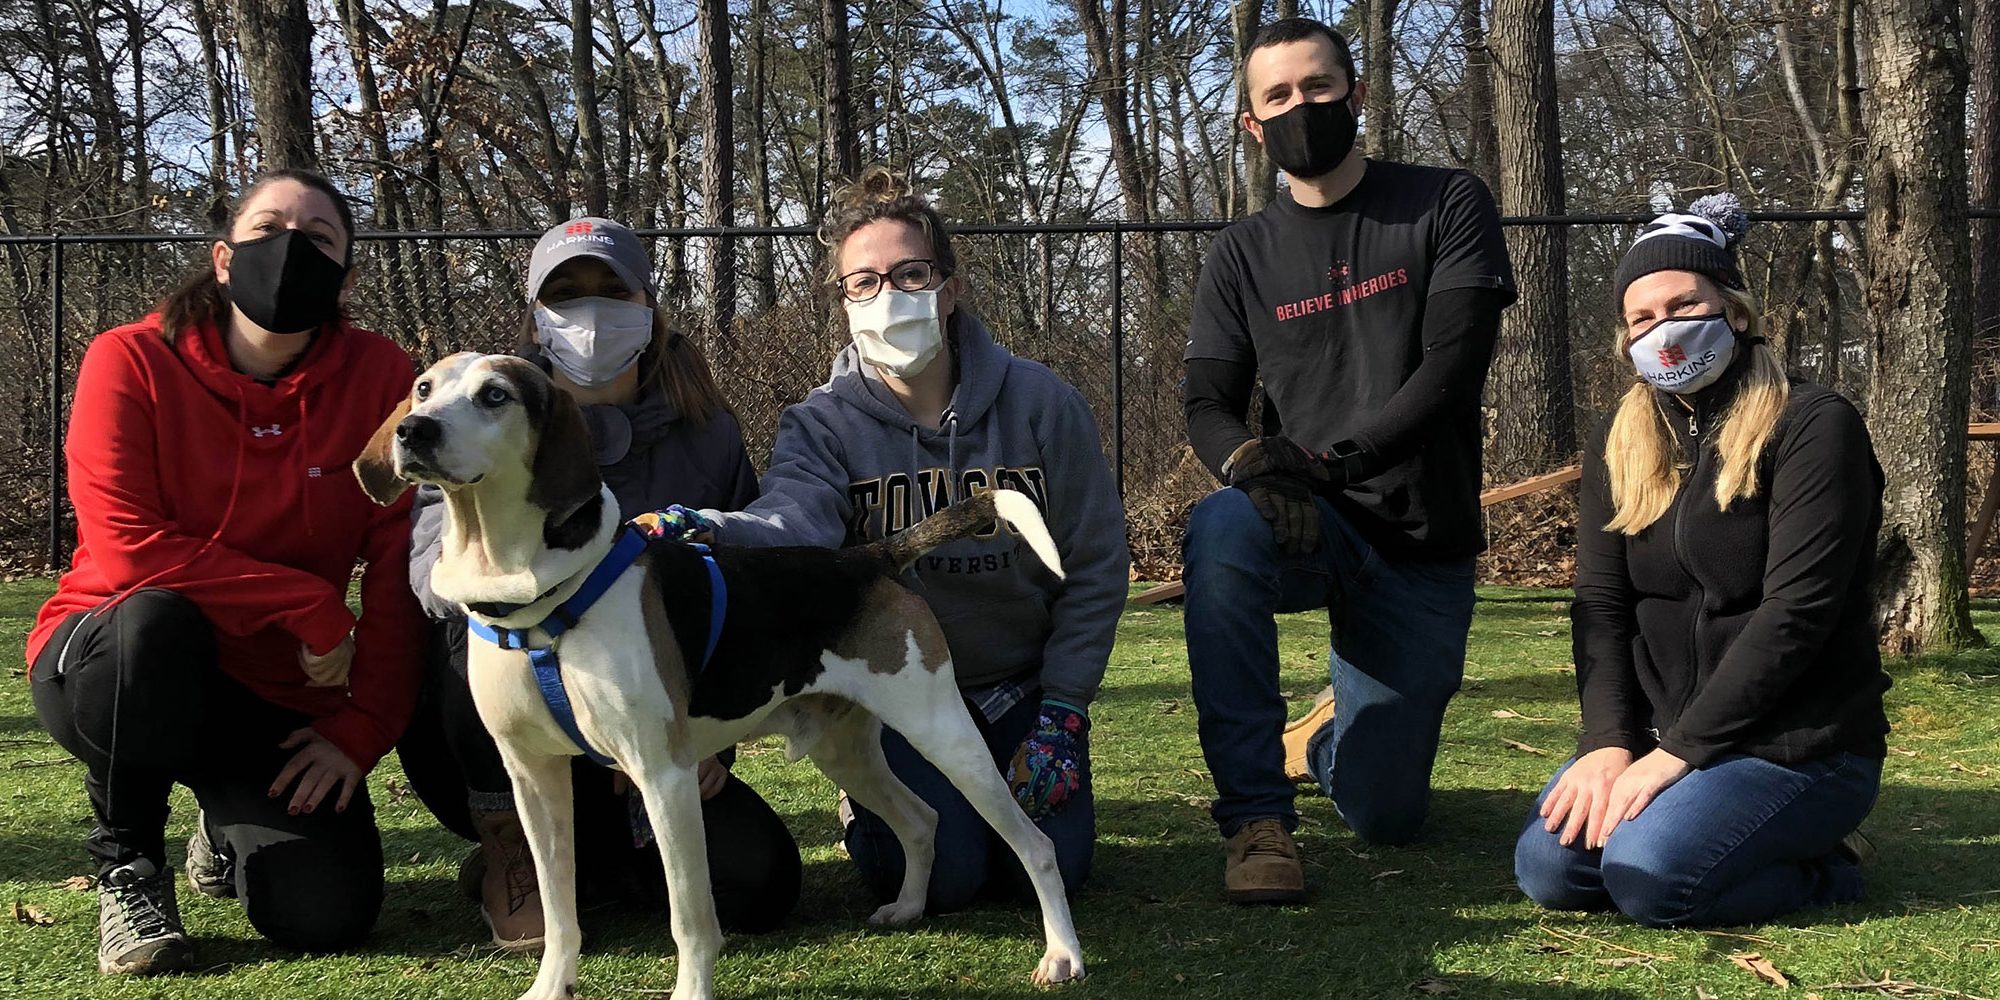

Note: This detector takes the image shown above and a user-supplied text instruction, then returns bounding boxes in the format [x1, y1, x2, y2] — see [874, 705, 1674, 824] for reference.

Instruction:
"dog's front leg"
[631, 753, 723, 1000]
[502, 750, 582, 1000]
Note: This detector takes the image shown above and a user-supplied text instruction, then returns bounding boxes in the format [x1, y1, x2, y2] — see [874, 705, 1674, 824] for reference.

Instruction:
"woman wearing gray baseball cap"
[397, 217, 801, 949]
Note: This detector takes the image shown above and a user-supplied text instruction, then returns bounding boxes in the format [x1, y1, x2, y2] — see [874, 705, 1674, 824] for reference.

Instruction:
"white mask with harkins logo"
[1629, 314, 1737, 394]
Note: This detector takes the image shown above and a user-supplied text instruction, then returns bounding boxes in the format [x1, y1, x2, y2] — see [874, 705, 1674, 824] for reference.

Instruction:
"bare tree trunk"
[229, 0, 317, 169]
[1972, 0, 2000, 407]
[1487, 0, 1572, 480]
[1232, 0, 1269, 215]
[1459, 0, 1498, 191]
[747, 0, 776, 311]
[698, 0, 735, 336]
[1072, 0, 1149, 223]
[335, 0, 421, 349]
[1362, 0, 1400, 160]
[1862, 0, 1981, 652]
[572, 0, 608, 216]
[824, 0, 859, 187]
[191, 0, 231, 227]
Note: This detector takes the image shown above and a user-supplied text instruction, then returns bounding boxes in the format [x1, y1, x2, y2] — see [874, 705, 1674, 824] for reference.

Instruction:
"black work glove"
[1224, 436, 1332, 555]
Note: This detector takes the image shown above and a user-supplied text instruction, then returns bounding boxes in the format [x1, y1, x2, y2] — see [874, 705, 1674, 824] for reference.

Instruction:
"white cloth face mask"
[1628, 313, 1737, 394]
[845, 289, 944, 378]
[533, 296, 655, 387]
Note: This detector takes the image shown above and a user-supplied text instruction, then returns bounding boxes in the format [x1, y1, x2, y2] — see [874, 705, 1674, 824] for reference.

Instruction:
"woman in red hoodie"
[27, 170, 426, 976]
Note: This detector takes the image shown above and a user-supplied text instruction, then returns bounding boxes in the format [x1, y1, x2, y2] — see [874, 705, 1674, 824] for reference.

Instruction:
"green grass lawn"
[2, 578, 1997, 999]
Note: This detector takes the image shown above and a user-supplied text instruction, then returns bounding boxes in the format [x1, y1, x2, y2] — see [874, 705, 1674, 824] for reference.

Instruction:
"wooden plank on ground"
[1479, 465, 1582, 507]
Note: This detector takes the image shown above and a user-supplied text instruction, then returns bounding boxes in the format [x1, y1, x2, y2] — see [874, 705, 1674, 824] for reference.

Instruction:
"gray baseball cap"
[525, 217, 655, 301]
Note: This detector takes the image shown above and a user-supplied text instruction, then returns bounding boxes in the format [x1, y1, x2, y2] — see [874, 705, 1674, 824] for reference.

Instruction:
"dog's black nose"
[396, 414, 441, 450]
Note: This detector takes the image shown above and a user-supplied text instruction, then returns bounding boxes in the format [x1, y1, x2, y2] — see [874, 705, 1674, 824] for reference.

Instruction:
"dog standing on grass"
[354, 352, 1084, 1000]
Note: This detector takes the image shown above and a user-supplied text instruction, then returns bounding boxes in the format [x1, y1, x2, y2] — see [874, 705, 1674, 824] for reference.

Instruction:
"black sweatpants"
[31, 589, 385, 952]
[396, 619, 802, 933]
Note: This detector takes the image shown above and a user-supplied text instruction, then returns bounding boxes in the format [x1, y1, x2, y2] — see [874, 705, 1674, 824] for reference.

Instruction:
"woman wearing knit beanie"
[1512, 195, 1893, 927]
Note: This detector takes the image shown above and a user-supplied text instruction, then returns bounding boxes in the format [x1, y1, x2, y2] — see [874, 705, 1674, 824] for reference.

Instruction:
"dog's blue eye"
[479, 386, 510, 407]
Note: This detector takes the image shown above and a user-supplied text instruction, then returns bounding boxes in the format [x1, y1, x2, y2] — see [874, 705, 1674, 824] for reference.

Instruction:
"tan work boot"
[1224, 819, 1307, 905]
[471, 809, 545, 953]
[1282, 686, 1336, 784]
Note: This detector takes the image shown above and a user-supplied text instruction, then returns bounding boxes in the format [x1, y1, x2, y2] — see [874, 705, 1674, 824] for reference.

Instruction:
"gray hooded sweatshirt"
[706, 312, 1130, 708]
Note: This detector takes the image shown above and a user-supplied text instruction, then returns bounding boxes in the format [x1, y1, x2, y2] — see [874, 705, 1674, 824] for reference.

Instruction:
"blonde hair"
[1602, 284, 1789, 534]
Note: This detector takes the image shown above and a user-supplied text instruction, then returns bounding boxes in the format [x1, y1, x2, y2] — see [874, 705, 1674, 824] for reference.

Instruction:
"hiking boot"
[471, 809, 545, 953]
[1836, 828, 1877, 867]
[97, 858, 193, 976]
[184, 812, 235, 899]
[456, 844, 486, 902]
[1282, 686, 1336, 784]
[1224, 819, 1307, 905]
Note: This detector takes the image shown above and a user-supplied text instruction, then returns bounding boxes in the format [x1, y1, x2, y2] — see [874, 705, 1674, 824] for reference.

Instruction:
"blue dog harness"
[466, 525, 727, 767]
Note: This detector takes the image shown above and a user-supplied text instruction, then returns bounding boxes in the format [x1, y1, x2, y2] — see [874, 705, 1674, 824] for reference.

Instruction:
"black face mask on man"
[224, 229, 350, 335]
[1256, 92, 1359, 180]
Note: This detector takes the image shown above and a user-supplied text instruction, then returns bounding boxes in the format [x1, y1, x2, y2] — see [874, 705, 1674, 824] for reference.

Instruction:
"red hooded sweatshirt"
[28, 312, 426, 770]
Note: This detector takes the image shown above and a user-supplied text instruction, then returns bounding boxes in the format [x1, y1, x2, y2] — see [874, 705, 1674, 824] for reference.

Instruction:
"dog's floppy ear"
[527, 384, 600, 521]
[353, 397, 413, 506]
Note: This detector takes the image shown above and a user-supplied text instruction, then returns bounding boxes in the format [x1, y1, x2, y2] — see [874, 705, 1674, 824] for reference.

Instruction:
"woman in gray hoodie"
[678, 168, 1131, 911]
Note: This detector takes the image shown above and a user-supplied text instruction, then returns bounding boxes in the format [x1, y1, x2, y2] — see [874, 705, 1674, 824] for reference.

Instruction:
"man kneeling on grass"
[1179, 15, 1515, 904]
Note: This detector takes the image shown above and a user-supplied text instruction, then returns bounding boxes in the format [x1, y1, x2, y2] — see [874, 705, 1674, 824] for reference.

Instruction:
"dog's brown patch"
[353, 397, 413, 505]
[640, 558, 694, 734]
[832, 581, 950, 674]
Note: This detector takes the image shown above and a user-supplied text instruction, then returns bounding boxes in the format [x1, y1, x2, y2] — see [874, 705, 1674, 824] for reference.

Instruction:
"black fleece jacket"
[1570, 370, 1891, 769]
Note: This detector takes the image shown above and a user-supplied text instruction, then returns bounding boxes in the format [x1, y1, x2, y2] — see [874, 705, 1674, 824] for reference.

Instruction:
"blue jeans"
[1514, 752, 1881, 927]
[1183, 487, 1477, 844]
[845, 692, 1093, 912]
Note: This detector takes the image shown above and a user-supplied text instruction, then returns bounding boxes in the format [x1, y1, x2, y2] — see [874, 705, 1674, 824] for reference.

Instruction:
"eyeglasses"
[835, 258, 949, 303]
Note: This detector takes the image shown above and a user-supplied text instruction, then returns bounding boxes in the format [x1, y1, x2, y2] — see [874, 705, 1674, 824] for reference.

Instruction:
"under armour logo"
[565, 221, 594, 236]
[307, 467, 323, 478]
[1657, 345, 1688, 366]
[250, 424, 283, 438]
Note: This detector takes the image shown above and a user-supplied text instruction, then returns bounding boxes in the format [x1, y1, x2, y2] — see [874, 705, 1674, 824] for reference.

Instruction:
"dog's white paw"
[866, 899, 925, 927]
[1032, 948, 1085, 986]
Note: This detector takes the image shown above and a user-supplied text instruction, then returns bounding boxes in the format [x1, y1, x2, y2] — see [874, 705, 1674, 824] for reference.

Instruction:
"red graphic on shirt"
[1328, 260, 1352, 283]
[1274, 267, 1411, 322]
[1657, 345, 1688, 366]
[565, 221, 594, 235]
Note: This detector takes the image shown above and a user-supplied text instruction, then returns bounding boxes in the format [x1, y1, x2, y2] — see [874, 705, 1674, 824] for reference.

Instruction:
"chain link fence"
[3, 212, 1994, 581]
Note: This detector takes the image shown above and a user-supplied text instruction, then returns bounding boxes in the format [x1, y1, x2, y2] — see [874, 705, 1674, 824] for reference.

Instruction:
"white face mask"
[846, 288, 945, 378]
[533, 296, 654, 388]
[1628, 313, 1738, 394]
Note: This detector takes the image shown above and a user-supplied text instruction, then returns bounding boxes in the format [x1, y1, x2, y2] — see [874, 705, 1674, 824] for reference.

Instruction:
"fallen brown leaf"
[1696, 988, 1719, 1000]
[1728, 952, 1791, 988]
[1491, 709, 1555, 722]
[1596, 956, 1648, 968]
[12, 900, 53, 926]
[1411, 977, 1458, 995]
[60, 876, 93, 892]
[1503, 738, 1551, 756]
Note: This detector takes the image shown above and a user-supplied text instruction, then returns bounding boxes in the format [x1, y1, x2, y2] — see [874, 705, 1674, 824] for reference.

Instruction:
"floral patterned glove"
[630, 504, 716, 544]
[1007, 699, 1090, 819]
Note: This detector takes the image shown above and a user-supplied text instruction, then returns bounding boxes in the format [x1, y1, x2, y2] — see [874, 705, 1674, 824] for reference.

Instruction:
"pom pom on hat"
[1685, 192, 1749, 248]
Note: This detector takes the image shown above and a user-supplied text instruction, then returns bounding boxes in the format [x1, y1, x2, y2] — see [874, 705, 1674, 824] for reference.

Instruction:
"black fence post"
[1110, 227, 1125, 498]
[47, 235, 64, 570]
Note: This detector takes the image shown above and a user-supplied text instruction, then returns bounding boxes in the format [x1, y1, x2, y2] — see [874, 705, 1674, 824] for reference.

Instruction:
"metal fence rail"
[7, 208, 1999, 570]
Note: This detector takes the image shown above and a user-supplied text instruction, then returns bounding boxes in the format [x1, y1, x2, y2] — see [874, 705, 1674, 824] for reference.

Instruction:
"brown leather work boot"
[1224, 818, 1306, 905]
[471, 808, 545, 953]
[1282, 686, 1336, 784]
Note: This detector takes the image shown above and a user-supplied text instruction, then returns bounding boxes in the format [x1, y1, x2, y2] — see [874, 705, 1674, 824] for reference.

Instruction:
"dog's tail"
[874, 489, 1064, 579]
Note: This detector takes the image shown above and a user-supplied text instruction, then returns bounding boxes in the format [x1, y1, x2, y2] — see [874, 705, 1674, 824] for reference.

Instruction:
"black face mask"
[224, 228, 350, 335]
[1257, 94, 1359, 180]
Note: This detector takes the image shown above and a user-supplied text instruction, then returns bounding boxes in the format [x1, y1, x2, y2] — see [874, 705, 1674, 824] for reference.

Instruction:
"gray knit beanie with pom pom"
[1612, 193, 1750, 308]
